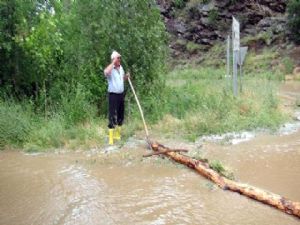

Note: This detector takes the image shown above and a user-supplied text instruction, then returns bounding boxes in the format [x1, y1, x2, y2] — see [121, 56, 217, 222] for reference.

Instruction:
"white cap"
[111, 51, 121, 60]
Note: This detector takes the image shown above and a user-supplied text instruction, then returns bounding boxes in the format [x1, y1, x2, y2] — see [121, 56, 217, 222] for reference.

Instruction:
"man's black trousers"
[108, 93, 124, 129]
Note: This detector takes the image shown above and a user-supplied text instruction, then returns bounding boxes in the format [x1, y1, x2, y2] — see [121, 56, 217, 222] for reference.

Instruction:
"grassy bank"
[0, 99, 104, 151]
[152, 67, 287, 141]
[0, 46, 292, 151]
[0, 67, 288, 151]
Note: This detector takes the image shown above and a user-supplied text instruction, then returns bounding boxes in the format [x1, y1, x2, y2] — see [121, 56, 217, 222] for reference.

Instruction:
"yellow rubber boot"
[114, 126, 121, 140]
[108, 129, 114, 145]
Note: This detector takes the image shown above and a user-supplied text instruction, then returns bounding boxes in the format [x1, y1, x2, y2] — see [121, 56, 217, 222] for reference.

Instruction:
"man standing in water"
[104, 51, 129, 145]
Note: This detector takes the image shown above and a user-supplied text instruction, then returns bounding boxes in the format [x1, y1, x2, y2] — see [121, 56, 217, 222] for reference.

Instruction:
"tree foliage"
[287, 0, 300, 44]
[0, 0, 38, 94]
[0, 0, 166, 115]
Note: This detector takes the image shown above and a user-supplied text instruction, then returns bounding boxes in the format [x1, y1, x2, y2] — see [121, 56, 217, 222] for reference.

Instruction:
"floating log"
[150, 142, 300, 219]
[143, 149, 188, 157]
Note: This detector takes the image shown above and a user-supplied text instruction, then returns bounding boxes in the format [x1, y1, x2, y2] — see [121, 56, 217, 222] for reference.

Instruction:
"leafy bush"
[0, 100, 33, 149]
[60, 84, 97, 126]
[287, 0, 300, 44]
[173, 0, 186, 8]
[208, 9, 218, 24]
[282, 57, 294, 74]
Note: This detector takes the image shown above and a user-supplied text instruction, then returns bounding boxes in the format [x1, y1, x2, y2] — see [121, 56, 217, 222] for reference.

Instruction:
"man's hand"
[112, 57, 118, 66]
[124, 72, 130, 80]
[104, 58, 118, 76]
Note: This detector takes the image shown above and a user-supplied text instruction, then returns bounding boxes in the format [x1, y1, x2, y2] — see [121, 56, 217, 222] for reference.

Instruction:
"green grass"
[0, 64, 288, 151]
[151, 66, 287, 141]
[209, 160, 225, 173]
[24, 116, 106, 152]
[0, 100, 33, 149]
[209, 160, 235, 180]
[186, 41, 202, 54]
[281, 57, 294, 74]
[242, 32, 274, 46]
[0, 93, 106, 151]
[243, 48, 281, 76]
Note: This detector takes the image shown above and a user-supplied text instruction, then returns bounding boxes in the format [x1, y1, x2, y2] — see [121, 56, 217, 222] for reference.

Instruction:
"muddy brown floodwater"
[0, 82, 300, 225]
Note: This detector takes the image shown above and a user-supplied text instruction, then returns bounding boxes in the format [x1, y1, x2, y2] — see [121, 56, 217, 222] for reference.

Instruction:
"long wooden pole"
[150, 142, 300, 219]
[128, 77, 152, 148]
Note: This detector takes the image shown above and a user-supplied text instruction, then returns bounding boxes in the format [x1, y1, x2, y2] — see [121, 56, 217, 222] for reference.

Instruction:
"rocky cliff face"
[157, 0, 288, 59]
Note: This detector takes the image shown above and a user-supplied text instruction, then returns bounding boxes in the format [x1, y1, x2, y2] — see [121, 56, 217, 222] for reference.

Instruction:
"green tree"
[60, 0, 167, 113]
[0, 0, 37, 94]
[287, 0, 300, 44]
[22, 12, 63, 99]
[1, 0, 167, 118]
[0, 0, 61, 98]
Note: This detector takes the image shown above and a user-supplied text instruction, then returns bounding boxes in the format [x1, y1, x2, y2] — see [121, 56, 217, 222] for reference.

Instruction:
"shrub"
[0, 100, 33, 149]
[287, 0, 300, 44]
[173, 0, 186, 9]
[60, 84, 97, 126]
[208, 9, 218, 24]
[186, 41, 201, 54]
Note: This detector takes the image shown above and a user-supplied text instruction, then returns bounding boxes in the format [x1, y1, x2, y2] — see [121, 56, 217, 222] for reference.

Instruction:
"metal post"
[226, 35, 230, 78]
[238, 46, 248, 93]
[232, 16, 240, 97]
[226, 35, 231, 87]
[233, 50, 238, 96]
[239, 63, 243, 93]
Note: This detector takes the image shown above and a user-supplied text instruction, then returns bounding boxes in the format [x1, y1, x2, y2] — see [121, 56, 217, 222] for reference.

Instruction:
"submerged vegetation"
[209, 160, 235, 180]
